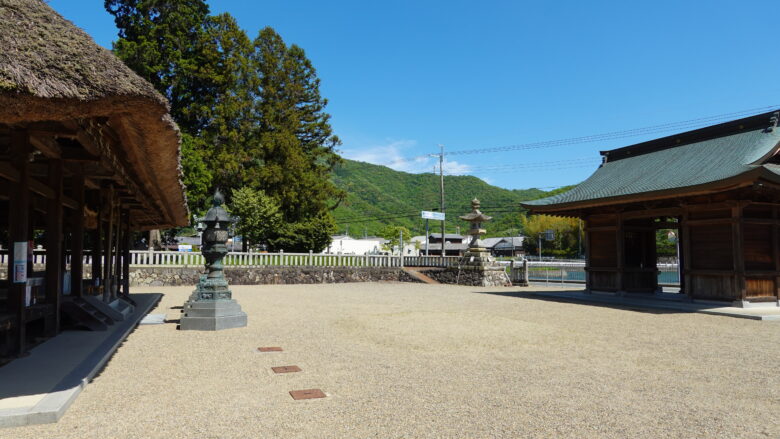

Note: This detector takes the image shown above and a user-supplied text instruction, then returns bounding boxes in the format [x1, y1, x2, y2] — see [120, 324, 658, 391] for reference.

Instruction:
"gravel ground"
[4, 282, 780, 439]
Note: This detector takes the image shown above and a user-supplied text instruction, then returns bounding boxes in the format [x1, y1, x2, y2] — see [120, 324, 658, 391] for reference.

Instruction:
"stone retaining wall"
[425, 266, 511, 287]
[129, 266, 419, 287]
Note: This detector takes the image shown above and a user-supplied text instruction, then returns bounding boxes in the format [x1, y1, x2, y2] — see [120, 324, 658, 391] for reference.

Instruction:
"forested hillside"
[332, 159, 572, 237]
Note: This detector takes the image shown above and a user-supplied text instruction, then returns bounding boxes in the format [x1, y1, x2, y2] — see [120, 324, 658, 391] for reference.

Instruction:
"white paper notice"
[13, 241, 26, 284]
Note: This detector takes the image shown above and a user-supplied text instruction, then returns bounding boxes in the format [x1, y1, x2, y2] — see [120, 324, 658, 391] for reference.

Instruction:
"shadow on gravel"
[473, 290, 680, 315]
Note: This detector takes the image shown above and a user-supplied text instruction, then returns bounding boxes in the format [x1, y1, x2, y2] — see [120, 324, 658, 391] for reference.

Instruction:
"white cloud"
[341, 139, 471, 175]
[442, 159, 471, 175]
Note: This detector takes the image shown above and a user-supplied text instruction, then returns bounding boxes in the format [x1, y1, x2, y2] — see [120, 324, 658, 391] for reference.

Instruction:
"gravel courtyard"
[5, 282, 779, 439]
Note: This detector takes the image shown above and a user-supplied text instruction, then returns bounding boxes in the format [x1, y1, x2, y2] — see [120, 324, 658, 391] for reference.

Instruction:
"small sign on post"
[544, 229, 555, 241]
[13, 241, 26, 284]
[421, 211, 445, 221]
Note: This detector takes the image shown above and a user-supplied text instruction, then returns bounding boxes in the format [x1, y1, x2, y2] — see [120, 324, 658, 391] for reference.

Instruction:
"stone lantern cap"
[459, 198, 492, 223]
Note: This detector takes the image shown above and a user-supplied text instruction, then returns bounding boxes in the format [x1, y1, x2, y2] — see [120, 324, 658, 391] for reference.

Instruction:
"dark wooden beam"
[26, 121, 78, 138]
[61, 147, 100, 162]
[71, 173, 85, 298]
[29, 134, 61, 159]
[733, 206, 746, 300]
[121, 209, 130, 297]
[8, 130, 30, 355]
[0, 161, 20, 182]
[45, 159, 63, 334]
[91, 189, 103, 291]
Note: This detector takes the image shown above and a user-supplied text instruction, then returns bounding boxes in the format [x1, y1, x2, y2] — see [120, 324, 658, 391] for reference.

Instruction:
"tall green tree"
[105, 0, 210, 128]
[107, 3, 257, 214]
[192, 14, 257, 196]
[251, 27, 345, 223]
[108, 6, 343, 251]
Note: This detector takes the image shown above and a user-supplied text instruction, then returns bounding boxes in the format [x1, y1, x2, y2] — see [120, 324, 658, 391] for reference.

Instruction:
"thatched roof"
[0, 0, 188, 228]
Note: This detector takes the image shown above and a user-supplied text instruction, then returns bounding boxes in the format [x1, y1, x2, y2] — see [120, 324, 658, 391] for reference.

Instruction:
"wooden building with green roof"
[522, 110, 780, 306]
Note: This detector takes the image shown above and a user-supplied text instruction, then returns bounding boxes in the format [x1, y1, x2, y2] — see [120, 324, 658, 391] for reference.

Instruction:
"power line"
[372, 105, 780, 167]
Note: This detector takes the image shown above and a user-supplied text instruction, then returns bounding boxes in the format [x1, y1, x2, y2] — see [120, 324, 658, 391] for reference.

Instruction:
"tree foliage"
[251, 27, 344, 223]
[229, 187, 281, 248]
[107, 3, 343, 251]
[267, 215, 336, 253]
[521, 214, 582, 258]
[379, 225, 412, 254]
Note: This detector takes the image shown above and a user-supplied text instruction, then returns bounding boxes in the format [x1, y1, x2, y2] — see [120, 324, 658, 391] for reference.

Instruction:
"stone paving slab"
[0, 293, 162, 428]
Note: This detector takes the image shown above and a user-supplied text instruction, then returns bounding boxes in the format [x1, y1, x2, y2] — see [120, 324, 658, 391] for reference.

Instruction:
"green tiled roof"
[523, 121, 780, 210]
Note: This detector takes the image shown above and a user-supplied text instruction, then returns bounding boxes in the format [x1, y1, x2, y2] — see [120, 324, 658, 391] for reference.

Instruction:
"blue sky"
[49, 0, 780, 190]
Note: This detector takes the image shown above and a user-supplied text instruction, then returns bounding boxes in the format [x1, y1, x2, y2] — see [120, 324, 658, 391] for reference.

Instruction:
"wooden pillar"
[71, 173, 85, 297]
[103, 185, 115, 302]
[111, 202, 121, 300]
[616, 213, 624, 293]
[44, 159, 63, 334]
[91, 191, 102, 291]
[8, 130, 30, 355]
[583, 216, 591, 293]
[122, 210, 130, 297]
[680, 212, 690, 298]
[774, 207, 780, 299]
[732, 205, 746, 300]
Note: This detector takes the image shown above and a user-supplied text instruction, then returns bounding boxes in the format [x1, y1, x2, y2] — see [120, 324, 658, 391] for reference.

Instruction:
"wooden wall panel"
[588, 215, 616, 227]
[690, 224, 733, 270]
[744, 224, 773, 270]
[690, 275, 737, 301]
[689, 209, 731, 220]
[743, 205, 773, 219]
[624, 271, 656, 292]
[745, 278, 775, 298]
[589, 231, 617, 268]
[590, 270, 617, 291]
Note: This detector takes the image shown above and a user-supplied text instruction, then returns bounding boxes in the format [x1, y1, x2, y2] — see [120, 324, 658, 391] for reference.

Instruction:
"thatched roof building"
[0, 0, 188, 228]
[0, 0, 189, 358]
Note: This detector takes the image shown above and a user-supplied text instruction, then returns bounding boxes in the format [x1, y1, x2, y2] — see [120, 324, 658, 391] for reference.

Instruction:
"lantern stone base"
[179, 299, 247, 331]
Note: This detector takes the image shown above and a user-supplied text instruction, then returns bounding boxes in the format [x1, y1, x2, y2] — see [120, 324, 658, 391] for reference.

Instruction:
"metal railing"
[524, 260, 681, 285]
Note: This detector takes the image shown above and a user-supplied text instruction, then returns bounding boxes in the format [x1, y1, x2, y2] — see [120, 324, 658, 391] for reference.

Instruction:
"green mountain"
[332, 159, 571, 238]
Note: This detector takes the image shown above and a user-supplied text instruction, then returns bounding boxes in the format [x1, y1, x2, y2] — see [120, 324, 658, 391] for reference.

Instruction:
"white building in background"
[324, 235, 386, 255]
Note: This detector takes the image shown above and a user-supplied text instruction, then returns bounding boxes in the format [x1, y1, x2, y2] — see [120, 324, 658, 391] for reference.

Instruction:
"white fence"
[130, 251, 461, 268]
[0, 250, 461, 269]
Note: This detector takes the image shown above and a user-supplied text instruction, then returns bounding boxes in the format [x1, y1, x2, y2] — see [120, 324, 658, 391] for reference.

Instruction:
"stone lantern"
[454, 197, 510, 286]
[460, 198, 493, 258]
[180, 190, 247, 331]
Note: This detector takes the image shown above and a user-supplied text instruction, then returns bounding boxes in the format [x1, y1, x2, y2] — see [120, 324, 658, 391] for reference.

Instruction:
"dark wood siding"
[589, 231, 616, 268]
[744, 223, 773, 271]
[690, 224, 733, 270]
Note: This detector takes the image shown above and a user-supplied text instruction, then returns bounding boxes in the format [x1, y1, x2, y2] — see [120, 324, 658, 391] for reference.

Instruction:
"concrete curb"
[0, 293, 162, 428]
[529, 291, 780, 321]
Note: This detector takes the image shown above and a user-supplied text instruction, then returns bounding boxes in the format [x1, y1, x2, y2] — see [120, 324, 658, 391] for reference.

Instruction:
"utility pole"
[346, 224, 349, 237]
[425, 218, 429, 256]
[438, 144, 445, 264]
